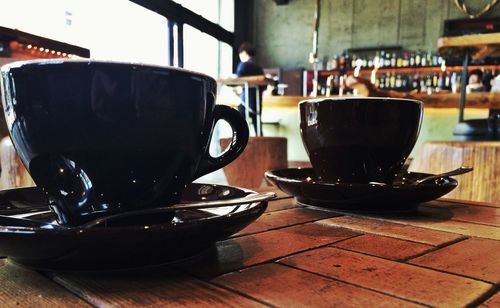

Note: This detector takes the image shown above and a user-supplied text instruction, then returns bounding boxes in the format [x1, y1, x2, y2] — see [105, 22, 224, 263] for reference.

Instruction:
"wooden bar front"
[243, 92, 500, 109]
[410, 141, 500, 203]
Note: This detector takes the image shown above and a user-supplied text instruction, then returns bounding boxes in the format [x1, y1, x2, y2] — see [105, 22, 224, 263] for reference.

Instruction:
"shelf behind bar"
[318, 64, 500, 77]
[438, 32, 500, 61]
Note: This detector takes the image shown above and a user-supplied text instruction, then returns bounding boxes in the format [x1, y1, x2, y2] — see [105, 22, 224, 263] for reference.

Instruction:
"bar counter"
[217, 91, 498, 163]
[243, 92, 500, 109]
[0, 188, 498, 306]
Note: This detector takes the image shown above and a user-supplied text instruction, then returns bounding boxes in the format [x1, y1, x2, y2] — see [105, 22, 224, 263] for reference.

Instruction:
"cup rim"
[298, 96, 423, 106]
[0, 58, 215, 82]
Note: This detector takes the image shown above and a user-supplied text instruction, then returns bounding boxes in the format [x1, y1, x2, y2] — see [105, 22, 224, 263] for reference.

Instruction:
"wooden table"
[1, 190, 499, 306]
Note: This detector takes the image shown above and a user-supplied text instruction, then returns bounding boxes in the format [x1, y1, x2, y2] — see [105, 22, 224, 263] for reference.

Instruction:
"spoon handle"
[170, 192, 276, 210]
[416, 166, 473, 184]
[83, 192, 276, 228]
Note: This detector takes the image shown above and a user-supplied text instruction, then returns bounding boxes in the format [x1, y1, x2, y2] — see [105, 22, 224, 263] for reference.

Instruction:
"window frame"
[130, 0, 234, 68]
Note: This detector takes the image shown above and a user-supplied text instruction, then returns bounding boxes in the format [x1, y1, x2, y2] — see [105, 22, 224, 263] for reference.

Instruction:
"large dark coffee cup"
[0, 60, 249, 225]
[299, 97, 423, 184]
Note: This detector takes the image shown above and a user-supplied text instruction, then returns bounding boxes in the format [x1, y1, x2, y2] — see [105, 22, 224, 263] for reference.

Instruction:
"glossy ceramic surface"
[0, 60, 249, 225]
[265, 168, 458, 212]
[0, 183, 267, 271]
[299, 97, 423, 184]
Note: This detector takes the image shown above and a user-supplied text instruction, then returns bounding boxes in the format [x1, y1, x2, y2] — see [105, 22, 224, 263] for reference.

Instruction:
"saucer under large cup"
[0, 183, 267, 271]
[265, 168, 458, 212]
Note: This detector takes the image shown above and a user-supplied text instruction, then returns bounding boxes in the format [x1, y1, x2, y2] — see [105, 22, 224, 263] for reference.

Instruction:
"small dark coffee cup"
[299, 97, 423, 184]
[0, 60, 249, 225]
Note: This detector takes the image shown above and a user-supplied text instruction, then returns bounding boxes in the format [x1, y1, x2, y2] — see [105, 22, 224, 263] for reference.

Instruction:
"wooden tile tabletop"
[0, 191, 499, 307]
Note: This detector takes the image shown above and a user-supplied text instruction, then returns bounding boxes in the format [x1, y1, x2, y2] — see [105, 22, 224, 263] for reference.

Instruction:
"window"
[0, 0, 235, 77]
[0, 0, 168, 65]
[183, 25, 233, 78]
[170, 0, 234, 78]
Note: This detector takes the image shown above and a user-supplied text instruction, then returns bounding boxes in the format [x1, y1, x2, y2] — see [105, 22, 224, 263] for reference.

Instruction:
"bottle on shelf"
[396, 53, 403, 68]
[331, 55, 338, 70]
[402, 52, 409, 67]
[421, 51, 427, 67]
[316, 47, 499, 95]
[367, 57, 373, 68]
[384, 51, 391, 68]
[390, 52, 397, 68]
[409, 52, 415, 67]
[395, 74, 402, 89]
[379, 74, 385, 89]
[389, 73, 396, 88]
[426, 51, 432, 67]
[415, 51, 421, 67]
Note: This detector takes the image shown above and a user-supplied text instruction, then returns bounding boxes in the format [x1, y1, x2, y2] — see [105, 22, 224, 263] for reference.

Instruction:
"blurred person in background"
[466, 69, 486, 93]
[236, 42, 264, 136]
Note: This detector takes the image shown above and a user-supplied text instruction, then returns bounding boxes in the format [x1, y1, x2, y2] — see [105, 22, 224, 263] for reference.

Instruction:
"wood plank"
[234, 207, 341, 237]
[381, 215, 500, 240]
[480, 291, 500, 307]
[413, 92, 500, 109]
[177, 223, 359, 279]
[409, 238, 500, 284]
[420, 201, 500, 227]
[317, 216, 464, 246]
[280, 247, 493, 307]
[333, 234, 434, 261]
[52, 269, 263, 307]
[0, 260, 90, 307]
[214, 263, 423, 307]
[436, 198, 500, 209]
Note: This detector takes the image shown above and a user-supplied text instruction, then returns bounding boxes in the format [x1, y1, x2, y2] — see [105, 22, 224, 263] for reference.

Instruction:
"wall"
[252, 0, 500, 68]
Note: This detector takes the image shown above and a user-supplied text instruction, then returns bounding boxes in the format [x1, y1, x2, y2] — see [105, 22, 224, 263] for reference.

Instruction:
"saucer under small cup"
[265, 168, 458, 212]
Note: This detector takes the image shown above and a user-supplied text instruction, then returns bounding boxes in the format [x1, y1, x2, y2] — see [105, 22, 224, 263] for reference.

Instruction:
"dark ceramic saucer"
[0, 183, 267, 271]
[265, 168, 458, 212]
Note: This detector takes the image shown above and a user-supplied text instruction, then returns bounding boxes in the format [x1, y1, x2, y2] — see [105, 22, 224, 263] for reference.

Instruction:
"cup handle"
[29, 155, 101, 226]
[194, 104, 249, 179]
